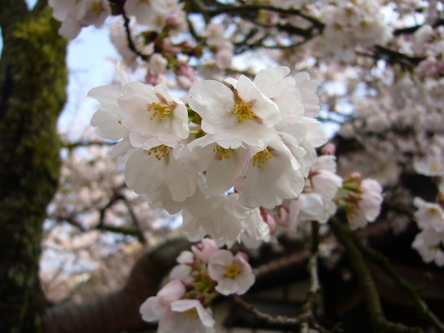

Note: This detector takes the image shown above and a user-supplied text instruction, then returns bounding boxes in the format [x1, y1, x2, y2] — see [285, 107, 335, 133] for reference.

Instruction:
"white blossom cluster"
[314, 0, 392, 62]
[140, 239, 255, 333]
[89, 65, 330, 247]
[411, 159, 444, 266]
[271, 150, 383, 234]
[403, 24, 444, 80]
[49, 0, 187, 40]
[202, 23, 234, 73]
[339, 73, 444, 183]
[124, 0, 188, 35]
[49, 0, 111, 39]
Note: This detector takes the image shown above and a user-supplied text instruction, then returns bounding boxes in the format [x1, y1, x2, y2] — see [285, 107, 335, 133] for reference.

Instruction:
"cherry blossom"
[117, 82, 189, 149]
[188, 75, 281, 150]
[208, 250, 255, 295]
[341, 177, 384, 230]
[191, 238, 219, 264]
[140, 279, 186, 323]
[140, 279, 216, 333]
[413, 197, 444, 232]
[412, 228, 444, 266]
[169, 250, 195, 284]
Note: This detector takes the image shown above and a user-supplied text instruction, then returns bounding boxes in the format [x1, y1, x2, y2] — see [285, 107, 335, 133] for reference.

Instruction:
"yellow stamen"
[90, 1, 104, 14]
[147, 102, 175, 121]
[430, 163, 439, 173]
[253, 149, 272, 168]
[213, 145, 231, 161]
[182, 308, 198, 322]
[225, 263, 240, 277]
[334, 23, 343, 31]
[345, 7, 354, 16]
[361, 20, 370, 28]
[428, 207, 440, 215]
[232, 101, 255, 122]
[147, 145, 170, 161]
[155, 16, 164, 26]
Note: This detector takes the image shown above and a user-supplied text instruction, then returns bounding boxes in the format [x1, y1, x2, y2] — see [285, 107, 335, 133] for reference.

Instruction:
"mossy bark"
[0, 1, 67, 332]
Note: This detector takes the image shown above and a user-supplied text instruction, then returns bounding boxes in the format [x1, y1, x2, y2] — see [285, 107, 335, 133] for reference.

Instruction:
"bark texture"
[0, 1, 67, 332]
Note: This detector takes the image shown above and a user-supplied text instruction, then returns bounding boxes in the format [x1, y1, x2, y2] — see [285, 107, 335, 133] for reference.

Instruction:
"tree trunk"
[0, 1, 67, 332]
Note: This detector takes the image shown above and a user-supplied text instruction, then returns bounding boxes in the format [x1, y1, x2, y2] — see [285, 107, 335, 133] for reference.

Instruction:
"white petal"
[88, 85, 121, 105]
[140, 297, 162, 321]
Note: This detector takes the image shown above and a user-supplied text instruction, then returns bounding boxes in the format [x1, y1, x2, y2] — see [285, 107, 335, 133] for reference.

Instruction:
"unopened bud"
[236, 251, 249, 262]
[321, 143, 336, 155]
[260, 207, 276, 235]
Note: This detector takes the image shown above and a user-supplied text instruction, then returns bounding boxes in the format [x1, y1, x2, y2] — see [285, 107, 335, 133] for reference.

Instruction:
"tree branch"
[329, 217, 425, 333]
[297, 221, 324, 331]
[121, 10, 149, 61]
[393, 18, 444, 36]
[61, 140, 117, 149]
[200, 3, 325, 31]
[349, 230, 444, 333]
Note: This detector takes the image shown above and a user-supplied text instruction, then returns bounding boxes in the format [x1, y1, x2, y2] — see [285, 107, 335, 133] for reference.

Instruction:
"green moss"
[0, 4, 68, 332]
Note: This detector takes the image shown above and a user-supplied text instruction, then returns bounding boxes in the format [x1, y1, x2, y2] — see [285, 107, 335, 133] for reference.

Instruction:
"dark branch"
[121, 10, 149, 61]
[393, 18, 444, 36]
[329, 217, 425, 333]
[350, 231, 444, 333]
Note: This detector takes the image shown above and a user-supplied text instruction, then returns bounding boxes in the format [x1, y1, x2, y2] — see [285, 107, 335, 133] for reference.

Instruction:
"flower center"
[430, 163, 439, 173]
[147, 145, 170, 161]
[253, 149, 272, 168]
[182, 308, 198, 322]
[225, 263, 240, 277]
[213, 145, 231, 161]
[155, 16, 164, 26]
[428, 207, 440, 215]
[90, 2, 104, 14]
[232, 101, 255, 122]
[148, 102, 175, 121]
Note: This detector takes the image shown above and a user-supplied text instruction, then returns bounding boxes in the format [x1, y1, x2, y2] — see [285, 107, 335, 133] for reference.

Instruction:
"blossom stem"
[348, 230, 444, 333]
[329, 217, 425, 333]
[297, 221, 322, 332]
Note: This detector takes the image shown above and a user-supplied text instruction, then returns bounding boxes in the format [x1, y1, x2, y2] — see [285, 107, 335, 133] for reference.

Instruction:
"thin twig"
[61, 140, 116, 149]
[201, 3, 325, 31]
[121, 10, 149, 61]
[230, 294, 301, 326]
[296, 221, 330, 333]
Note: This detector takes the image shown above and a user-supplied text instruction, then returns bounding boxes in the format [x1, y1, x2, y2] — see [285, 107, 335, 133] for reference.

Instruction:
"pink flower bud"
[350, 172, 362, 179]
[191, 238, 219, 264]
[260, 207, 276, 235]
[321, 143, 336, 155]
[275, 205, 290, 227]
[145, 72, 163, 86]
[236, 251, 249, 262]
